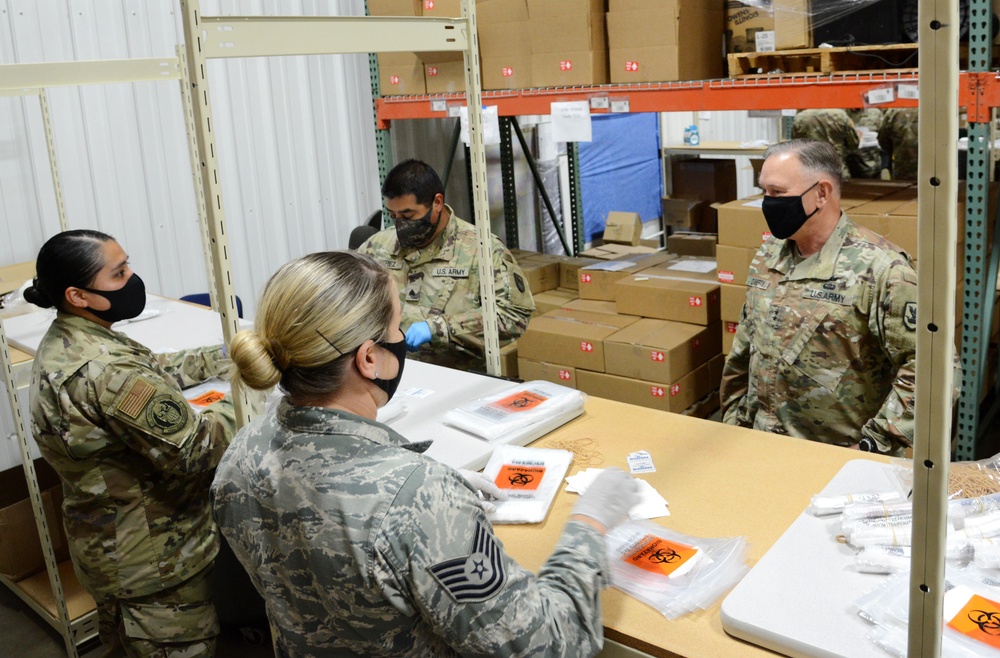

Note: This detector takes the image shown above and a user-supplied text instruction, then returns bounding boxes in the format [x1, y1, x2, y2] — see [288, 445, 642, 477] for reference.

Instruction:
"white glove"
[458, 468, 509, 514]
[572, 467, 640, 531]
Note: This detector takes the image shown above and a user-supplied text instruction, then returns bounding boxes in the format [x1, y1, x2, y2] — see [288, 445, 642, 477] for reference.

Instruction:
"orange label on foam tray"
[188, 390, 226, 406]
[947, 593, 1000, 649]
[623, 535, 698, 577]
[488, 390, 548, 414]
[494, 464, 546, 491]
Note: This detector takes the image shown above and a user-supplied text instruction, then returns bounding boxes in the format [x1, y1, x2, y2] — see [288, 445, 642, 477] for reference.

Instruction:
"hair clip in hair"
[315, 328, 344, 356]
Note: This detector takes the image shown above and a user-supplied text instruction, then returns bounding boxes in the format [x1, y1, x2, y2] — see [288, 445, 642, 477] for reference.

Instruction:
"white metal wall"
[0, 0, 381, 320]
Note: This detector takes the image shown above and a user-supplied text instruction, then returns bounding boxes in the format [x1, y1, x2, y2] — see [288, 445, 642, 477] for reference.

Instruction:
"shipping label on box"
[604, 318, 721, 385]
[517, 309, 640, 371]
[715, 244, 758, 284]
[578, 252, 676, 301]
[518, 358, 578, 388]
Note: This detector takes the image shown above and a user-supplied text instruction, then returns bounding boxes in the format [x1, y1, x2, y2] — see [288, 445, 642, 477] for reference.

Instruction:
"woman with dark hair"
[212, 250, 639, 657]
[26, 229, 237, 657]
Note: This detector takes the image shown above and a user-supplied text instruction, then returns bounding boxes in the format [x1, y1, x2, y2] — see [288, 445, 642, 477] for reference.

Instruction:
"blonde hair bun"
[229, 330, 282, 390]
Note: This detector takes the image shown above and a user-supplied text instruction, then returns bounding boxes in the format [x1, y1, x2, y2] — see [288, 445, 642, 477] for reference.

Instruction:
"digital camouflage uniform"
[878, 108, 919, 180]
[212, 400, 608, 658]
[358, 207, 535, 372]
[791, 109, 860, 180]
[30, 313, 237, 656]
[720, 214, 917, 455]
[846, 108, 885, 179]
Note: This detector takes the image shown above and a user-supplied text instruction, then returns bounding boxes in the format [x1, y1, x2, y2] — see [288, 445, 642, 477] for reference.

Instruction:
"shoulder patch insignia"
[903, 301, 917, 331]
[117, 378, 156, 419]
[514, 273, 525, 293]
[428, 521, 506, 603]
[146, 395, 188, 434]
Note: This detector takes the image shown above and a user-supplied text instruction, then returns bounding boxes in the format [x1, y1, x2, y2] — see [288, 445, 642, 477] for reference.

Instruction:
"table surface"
[493, 397, 889, 658]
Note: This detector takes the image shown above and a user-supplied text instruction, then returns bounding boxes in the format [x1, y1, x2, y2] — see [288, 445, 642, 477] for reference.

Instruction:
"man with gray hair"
[721, 139, 918, 455]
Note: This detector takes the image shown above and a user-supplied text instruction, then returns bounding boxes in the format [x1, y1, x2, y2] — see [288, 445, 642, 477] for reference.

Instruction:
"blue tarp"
[578, 113, 662, 243]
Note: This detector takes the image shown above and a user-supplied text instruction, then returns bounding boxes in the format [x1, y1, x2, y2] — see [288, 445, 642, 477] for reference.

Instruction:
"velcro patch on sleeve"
[428, 521, 506, 603]
[117, 377, 156, 419]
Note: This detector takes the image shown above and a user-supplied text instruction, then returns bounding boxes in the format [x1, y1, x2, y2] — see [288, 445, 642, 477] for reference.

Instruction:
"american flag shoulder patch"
[428, 521, 506, 603]
[116, 376, 157, 419]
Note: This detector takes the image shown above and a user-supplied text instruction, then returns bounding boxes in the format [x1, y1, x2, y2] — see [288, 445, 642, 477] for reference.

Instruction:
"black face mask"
[761, 182, 820, 240]
[373, 337, 407, 402]
[394, 205, 440, 249]
[82, 274, 146, 324]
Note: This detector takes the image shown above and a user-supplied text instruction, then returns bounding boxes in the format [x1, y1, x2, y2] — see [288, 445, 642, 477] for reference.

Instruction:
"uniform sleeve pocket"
[781, 310, 855, 392]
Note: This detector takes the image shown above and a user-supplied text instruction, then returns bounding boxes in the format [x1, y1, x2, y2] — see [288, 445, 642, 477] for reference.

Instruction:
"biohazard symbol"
[508, 396, 533, 409]
[969, 610, 1000, 636]
[648, 547, 682, 564]
[508, 473, 534, 487]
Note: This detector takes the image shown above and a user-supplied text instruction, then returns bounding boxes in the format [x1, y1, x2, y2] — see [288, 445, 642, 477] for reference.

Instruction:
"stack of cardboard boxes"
[724, 0, 811, 54]
[663, 159, 738, 233]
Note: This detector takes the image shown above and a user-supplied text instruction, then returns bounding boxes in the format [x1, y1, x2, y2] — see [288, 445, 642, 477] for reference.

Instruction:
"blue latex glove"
[405, 321, 432, 351]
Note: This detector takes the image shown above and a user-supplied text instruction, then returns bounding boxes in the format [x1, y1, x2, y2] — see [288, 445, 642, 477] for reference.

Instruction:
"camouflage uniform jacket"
[720, 214, 917, 454]
[358, 207, 535, 372]
[791, 109, 860, 180]
[30, 313, 236, 600]
[211, 400, 609, 658]
[878, 108, 919, 180]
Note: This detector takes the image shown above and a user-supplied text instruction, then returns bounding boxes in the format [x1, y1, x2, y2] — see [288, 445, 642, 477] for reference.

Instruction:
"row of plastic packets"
[442, 380, 585, 442]
[604, 520, 749, 620]
[854, 566, 1000, 657]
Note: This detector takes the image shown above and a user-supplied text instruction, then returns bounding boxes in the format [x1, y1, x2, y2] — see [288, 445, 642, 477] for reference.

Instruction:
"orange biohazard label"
[188, 390, 226, 407]
[494, 464, 545, 491]
[487, 390, 548, 414]
[623, 535, 699, 577]
[947, 593, 1000, 649]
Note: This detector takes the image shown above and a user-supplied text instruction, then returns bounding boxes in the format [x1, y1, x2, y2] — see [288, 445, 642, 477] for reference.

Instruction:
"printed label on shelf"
[866, 87, 895, 104]
[897, 84, 919, 100]
[430, 99, 447, 112]
[611, 100, 630, 113]
[590, 96, 610, 109]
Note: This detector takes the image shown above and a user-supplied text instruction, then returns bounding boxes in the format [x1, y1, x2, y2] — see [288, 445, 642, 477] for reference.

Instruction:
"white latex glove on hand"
[458, 468, 509, 514]
[572, 467, 640, 532]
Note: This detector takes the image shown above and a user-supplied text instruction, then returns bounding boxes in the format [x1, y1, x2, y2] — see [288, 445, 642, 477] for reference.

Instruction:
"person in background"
[878, 107, 919, 180]
[357, 159, 535, 373]
[25, 229, 237, 656]
[720, 140, 919, 455]
[791, 109, 859, 180]
[846, 107, 886, 179]
[212, 250, 639, 657]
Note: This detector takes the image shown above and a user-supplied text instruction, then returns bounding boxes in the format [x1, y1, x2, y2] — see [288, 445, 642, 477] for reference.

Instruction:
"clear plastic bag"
[892, 453, 1000, 500]
[481, 444, 572, 525]
[443, 380, 585, 442]
[604, 520, 749, 620]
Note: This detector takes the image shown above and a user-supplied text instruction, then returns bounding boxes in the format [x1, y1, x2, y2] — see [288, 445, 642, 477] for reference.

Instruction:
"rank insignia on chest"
[747, 277, 770, 290]
[803, 288, 853, 305]
[767, 305, 785, 328]
[432, 266, 470, 278]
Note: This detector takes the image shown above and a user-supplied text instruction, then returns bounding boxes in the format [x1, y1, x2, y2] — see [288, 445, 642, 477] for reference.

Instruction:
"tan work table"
[494, 396, 889, 658]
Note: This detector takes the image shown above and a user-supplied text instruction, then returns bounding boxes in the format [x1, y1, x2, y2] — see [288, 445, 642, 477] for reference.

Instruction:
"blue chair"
[180, 293, 243, 319]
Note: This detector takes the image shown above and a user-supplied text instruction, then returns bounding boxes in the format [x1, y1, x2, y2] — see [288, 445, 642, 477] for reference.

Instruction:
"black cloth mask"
[761, 181, 820, 240]
[82, 274, 146, 324]
[373, 337, 407, 401]
[394, 205, 440, 249]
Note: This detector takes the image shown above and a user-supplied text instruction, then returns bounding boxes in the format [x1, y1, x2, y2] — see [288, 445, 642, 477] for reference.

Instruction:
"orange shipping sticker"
[488, 390, 548, 413]
[494, 464, 546, 491]
[623, 535, 699, 578]
[188, 390, 226, 407]
[946, 593, 1000, 649]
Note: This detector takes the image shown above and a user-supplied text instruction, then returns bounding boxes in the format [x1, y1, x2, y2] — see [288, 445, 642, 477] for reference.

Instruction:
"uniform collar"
[398, 204, 459, 265]
[769, 212, 850, 281]
[276, 397, 431, 453]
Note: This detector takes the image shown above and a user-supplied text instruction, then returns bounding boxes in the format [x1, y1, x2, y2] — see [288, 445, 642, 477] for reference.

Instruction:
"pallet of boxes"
[517, 243, 725, 420]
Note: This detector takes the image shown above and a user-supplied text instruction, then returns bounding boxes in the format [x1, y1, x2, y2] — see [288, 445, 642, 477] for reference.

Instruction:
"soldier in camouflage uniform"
[846, 108, 885, 179]
[721, 140, 917, 455]
[358, 159, 534, 373]
[791, 109, 859, 180]
[878, 108, 919, 180]
[213, 250, 639, 657]
[25, 230, 237, 657]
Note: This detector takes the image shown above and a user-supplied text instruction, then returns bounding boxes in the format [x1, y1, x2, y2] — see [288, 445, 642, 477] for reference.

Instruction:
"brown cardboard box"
[662, 197, 709, 230]
[528, 0, 605, 18]
[531, 50, 609, 87]
[578, 252, 676, 301]
[673, 159, 738, 203]
[517, 358, 578, 387]
[725, 0, 811, 53]
[424, 59, 465, 94]
[480, 0, 530, 22]
[420, 0, 461, 16]
[615, 257, 721, 325]
[722, 320, 739, 354]
[0, 460, 69, 581]
[481, 57, 533, 90]
[529, 11, 605, 53]
[368, 0, 421, 15]
[577, 360, 714, 413]
[580, 244, 657, 259]
[377, 53, 427, 95]
[517, 309, 640, 371]
[500, 342, 519, 378]
[520, 259, 560, 294]
[532, 288, 579, 314]
[720, 282, 747, 321]
[560, 257, 603, 290]
[667, 232, 717, 257]
[715, 244, 757, 284]
[604, 318, 722, 385]
[603, 211, 643, 245]
[562, 299, 621, 314]
[478, 20, 532, 57]
[716, 196, 770, 249]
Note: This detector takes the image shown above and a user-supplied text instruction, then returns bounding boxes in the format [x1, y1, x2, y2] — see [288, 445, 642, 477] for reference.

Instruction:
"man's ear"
[816, 180, 835, 207]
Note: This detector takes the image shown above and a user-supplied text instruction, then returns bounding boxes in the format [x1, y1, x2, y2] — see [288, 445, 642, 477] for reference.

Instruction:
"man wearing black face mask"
[720, 139, 923, 456]
[358, 159, 535, 372]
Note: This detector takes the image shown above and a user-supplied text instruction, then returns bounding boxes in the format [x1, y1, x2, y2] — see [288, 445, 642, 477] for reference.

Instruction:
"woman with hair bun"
[27, 229, 237, 657]
[212, 250, 639, 658]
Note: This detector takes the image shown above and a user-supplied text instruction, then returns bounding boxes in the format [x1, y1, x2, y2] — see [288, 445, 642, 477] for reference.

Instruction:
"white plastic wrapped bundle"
[481, 444, 572, 524]
[443, 380, 585, 442]
[604, 520, 748, 620]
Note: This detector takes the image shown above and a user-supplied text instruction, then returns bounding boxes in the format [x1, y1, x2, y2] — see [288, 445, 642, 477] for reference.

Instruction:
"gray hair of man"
[763, 139, 843, 193]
